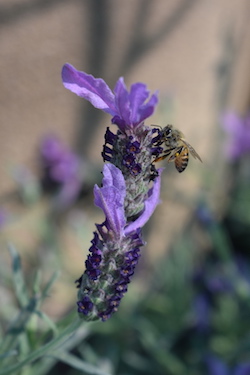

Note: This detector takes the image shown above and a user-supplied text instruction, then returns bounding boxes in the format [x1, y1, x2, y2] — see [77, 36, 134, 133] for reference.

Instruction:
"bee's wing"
[182, 139, 202, 162]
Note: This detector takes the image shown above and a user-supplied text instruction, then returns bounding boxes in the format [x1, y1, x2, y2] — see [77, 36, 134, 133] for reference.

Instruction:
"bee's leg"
[168, 146, 184, 161]
[153, 148, 175, 163]
[154, 153, 170, 163]
[149, 163, 159, 181]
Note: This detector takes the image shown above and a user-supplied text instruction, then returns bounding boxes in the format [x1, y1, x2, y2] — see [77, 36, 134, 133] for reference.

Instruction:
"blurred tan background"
[1, 0, 250, 317]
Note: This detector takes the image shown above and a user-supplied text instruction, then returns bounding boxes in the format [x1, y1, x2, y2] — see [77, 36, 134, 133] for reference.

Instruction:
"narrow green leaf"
[52, 351, 111, 375]
[32, 271, 42, 295]
[40, 271, 60, 301]
[8, 243, 29, 307]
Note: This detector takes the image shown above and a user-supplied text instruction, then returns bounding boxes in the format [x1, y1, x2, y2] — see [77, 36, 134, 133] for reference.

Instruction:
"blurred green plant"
[0, 244, 110, 375]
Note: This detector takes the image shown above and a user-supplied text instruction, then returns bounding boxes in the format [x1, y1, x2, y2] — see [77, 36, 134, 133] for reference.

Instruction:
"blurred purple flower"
[206, 355, 229, 375]
[62, 64, 162, 321]
[235, 255, 250, 285]
[234, 363, 250, 375]
[41, 135, 82, 206]
[195, 202, 214, 227]
[193, 264, 232, 296]
[193, 293, 211, 332]
[206, 356, 250, 375]
[41, 134, 65, 163]
[192, 263, 233, 334]
[206, 274, 232, 294]
[222, 112, 250, 160]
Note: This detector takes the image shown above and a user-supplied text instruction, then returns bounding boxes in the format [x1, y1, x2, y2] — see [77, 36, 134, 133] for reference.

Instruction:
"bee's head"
[163, 125, 173, 138]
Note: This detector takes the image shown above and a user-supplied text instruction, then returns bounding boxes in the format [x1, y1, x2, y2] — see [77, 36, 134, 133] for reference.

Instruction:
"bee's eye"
[165, 129, 171, 137]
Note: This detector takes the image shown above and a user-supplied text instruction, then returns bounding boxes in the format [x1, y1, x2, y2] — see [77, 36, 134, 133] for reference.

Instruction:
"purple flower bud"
[126, 140, 141, 154]
[122, 153, 136, 169]
[77, 296, 94, 315]
[130, 163, 142, 176]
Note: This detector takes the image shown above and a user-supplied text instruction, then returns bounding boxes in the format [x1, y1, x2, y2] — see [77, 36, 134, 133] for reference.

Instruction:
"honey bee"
[152, 125, 202, 173]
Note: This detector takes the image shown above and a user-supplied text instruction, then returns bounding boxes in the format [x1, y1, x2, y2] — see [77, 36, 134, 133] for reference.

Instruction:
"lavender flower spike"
[62, 64, 162, 321]
[77, 164, 144, 321]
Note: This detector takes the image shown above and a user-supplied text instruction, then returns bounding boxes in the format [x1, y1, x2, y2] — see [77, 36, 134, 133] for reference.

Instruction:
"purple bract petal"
[130, 83, 149, 118]
[62, 64, 117, 116]
[102, 162, 126, 200]
[137, 92, 159, 124]
[114, 78, 131, 126]
[94, 164, 126, 238]
[129, 83, 158, 126]
[124, 168, 162, 234]
[62, 63, 158, 130]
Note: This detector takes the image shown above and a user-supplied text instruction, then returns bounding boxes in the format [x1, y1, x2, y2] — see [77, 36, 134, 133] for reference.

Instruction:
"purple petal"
[62, 64, 117, 116]
[102, 163, 126, 200]
[129, 83, 158, 126]
[94, 164, 126, 238]
[129, 83, 150, 123]
[124, 168, 162, 234]
[114, 78, 131, 125]
[137, 92, 159, 125]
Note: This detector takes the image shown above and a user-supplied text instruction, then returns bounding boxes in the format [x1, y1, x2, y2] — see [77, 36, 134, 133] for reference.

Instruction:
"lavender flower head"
[62, 63, 162, 321]
[40, 134, 82, 206]
[222, 112, 250, 160]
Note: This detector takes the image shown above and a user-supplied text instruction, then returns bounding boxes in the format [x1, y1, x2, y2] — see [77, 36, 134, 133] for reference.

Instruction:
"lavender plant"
[62, 63, 162, 322]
